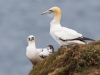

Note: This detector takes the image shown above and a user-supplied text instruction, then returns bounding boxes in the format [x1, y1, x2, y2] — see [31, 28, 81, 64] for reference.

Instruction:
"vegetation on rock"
[29, 40, 100, 75]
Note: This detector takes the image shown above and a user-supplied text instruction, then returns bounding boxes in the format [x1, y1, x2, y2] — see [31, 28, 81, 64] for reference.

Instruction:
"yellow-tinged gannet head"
[41, 6, 61, 15]
[41, 6, 61, 22]
[27, 35, 35, 43]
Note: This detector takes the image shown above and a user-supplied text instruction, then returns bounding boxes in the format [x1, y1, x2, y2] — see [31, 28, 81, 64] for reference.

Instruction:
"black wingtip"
[83, 37, 95, 41]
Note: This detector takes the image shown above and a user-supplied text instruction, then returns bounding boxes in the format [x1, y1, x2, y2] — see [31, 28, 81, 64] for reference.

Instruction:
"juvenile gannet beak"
[41, 10, 53, 15]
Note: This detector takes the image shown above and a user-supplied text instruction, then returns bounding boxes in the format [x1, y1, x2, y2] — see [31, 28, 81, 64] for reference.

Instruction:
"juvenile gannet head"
[47, 45, 54, 53]
[27, 35, 35, 43]
[41, 6, 61, 22]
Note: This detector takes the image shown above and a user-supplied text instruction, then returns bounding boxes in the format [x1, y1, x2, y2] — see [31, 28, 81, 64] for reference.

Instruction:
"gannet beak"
[41, 10, 53, 15]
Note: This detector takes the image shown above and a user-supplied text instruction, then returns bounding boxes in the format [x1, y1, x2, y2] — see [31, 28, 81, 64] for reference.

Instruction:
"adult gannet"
[41, 6, 95, 47]
[26, 35, 54, 66]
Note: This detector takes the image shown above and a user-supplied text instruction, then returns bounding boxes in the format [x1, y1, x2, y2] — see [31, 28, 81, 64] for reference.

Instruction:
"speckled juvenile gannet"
[26, 35, 54, 66]
[39, 45, 54, 58]
[41, 6, 95, 47]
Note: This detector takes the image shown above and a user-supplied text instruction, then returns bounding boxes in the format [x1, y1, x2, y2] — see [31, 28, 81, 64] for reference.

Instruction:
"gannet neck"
[52, 12, 61, 23]
[28, 42, 36, 47]
[51, 7, 61, 23]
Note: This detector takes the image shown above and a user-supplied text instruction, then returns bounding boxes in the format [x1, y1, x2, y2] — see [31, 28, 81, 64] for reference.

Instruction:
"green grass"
[29, 40, 100, 75]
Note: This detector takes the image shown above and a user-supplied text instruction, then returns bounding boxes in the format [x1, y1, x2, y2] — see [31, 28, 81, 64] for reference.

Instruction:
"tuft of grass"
[29, 40, 100, 75]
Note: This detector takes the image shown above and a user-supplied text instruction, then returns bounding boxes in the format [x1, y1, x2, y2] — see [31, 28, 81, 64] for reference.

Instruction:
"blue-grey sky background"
[0, 0, 100, 75]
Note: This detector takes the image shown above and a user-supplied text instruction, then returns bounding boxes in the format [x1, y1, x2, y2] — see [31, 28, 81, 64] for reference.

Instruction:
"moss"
[29, 40, 100, 75]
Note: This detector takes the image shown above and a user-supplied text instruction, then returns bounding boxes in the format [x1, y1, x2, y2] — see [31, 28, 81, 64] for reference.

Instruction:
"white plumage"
[39, 45, 54, 58]
[26, 35, 42, 65]
[41, 6, 94, 47]
[26, 35, 54, 66]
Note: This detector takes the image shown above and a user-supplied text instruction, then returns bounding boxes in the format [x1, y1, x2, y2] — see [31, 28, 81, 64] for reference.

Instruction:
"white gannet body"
[26, 35, 43, 65]
[41, 6, 95, 47]
[26, 35, 54, 66]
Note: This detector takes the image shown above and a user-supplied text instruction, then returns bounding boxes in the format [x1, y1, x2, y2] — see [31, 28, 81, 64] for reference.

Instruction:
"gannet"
[26, 35, 43, 65]
[41, 6, 95, 47]
[39, 45, 54, 58]
[26, 35, 54, 66]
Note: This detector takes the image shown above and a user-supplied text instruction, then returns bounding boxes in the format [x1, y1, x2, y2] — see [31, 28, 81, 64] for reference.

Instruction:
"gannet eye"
[49, 10, 53, 14]
[28, 38, 30, 40]
[32, 37, 34, 40]
[49, 10, 53, 12]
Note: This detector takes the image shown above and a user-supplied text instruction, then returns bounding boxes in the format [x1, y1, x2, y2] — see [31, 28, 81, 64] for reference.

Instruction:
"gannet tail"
[72, 37, 95, 41]
[82, 37, 95, 41]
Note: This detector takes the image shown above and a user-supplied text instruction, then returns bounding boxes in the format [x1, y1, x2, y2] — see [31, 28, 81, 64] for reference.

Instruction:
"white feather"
[26, 35, 54, 65]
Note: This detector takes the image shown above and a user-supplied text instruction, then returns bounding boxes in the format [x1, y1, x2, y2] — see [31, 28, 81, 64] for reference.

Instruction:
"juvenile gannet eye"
[32, 37, 34, 40]
[28, 38, 30, 40]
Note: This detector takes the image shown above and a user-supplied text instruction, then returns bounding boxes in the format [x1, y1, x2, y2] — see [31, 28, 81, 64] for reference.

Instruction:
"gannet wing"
[39, 51, 50, 58]
[37, 48, 43, 53]
[54, 27, 82, 40]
